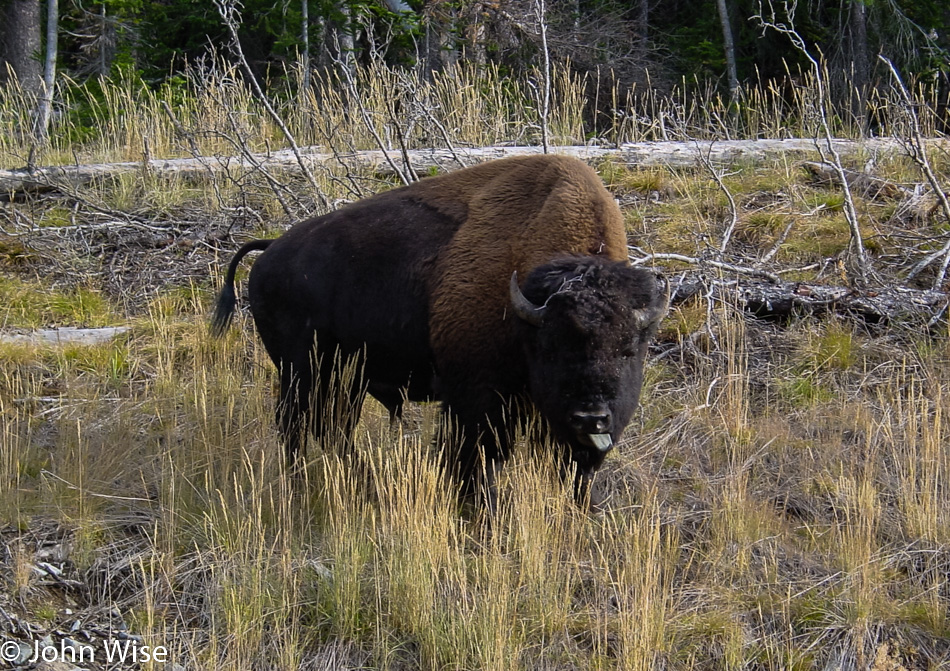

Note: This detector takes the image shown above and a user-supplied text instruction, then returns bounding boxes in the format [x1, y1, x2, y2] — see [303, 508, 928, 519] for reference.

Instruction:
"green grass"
[0, 277, 120, 329]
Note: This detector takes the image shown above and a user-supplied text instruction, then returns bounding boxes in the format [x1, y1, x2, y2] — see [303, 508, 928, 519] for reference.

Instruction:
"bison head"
[511, 258, 668, 472]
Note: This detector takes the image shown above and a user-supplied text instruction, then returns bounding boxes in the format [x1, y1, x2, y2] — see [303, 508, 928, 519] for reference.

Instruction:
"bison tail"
[210, 283, 238, 337]
[210, 239, 273, 337]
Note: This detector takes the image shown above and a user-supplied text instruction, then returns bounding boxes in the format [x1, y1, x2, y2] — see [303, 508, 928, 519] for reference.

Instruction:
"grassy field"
[2, 62, 950, 670]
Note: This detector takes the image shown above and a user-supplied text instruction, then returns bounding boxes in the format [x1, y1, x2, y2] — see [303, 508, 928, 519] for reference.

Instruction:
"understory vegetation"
[2, 62, 950, 670]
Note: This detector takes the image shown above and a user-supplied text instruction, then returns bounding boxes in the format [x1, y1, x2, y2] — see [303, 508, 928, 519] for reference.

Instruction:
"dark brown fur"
[212, 155, 663, 508]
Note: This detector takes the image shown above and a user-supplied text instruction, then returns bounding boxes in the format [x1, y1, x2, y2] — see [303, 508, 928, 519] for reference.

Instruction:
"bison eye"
[620, 341, 640, 358]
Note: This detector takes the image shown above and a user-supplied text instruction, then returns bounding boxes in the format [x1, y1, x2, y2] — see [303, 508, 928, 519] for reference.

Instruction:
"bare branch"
[332, 52, 413, 186]
[694, 141, 739, 257]
[535, 0, 551, 154]
[754, 1, 870, 287]
[879, 55, 950, 289]
[628, 248, 783, 284]
[213, 0, 330, 209]
[757, 216, 797, 266]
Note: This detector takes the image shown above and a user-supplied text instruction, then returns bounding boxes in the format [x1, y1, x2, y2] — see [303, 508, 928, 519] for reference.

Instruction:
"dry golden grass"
[2, 58, 950, 670]
[3, 58, 946, 172]
[2, 283, 949, 669]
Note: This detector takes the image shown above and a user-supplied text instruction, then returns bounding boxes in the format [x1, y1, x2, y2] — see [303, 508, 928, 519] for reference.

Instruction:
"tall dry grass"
[2, 282, 950, 668]
[2, 58, 946, 172]
[2, 53, 950, 670]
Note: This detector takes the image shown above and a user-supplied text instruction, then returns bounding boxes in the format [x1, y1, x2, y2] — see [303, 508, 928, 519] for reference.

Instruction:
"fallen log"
[799, 161, 914, 200]
[0, 327, 131, 346]
[670, 275, 948, 326]
[3, 138, 948, 194]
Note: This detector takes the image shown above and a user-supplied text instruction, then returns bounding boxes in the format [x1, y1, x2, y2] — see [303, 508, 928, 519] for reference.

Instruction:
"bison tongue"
[589, 434, 613, 452]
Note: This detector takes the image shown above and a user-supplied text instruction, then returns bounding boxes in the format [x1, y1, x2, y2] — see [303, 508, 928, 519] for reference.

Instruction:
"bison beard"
[211, 155, 667, 510]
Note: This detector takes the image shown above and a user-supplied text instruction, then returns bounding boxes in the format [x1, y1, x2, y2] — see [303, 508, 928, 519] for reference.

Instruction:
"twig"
[41, 220, 180, 236]
[879, 55, 950, 289]
[23, 175, 183, 235]
[535, 0, 551, 153]
[758, 216, 797, 266]
[395, 68, 468, 170]
[332, 46, 412, 186]
[799, 161, 912, 200]
[40, 470, 154, 504]
[221, 110, 298, 218]
[629, 249, 783, 283]
[694, 141, 739, 256]
[213, 0, 330, 209]
[386, 84, 420, 183]
[754, 1, 869, 287]
[160, 100, 230, 212]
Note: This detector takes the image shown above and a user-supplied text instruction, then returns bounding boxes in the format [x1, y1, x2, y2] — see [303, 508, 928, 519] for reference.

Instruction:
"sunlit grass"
[2, 55, 950, 669]
[2, 282, 949, 668]
[0, 276, 120, 329]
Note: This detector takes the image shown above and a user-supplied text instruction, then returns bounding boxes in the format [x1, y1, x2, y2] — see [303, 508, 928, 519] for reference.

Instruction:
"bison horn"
[631, 274, 671, 330]
[509, 271, 545, 326]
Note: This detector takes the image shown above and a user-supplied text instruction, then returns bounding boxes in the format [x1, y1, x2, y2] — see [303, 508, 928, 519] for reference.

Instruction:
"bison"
[211, 155, 667, 508]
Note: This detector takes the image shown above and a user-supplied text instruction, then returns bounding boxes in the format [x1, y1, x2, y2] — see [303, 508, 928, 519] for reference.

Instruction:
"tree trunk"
[422, 0, 457, 76]
[715, 0, 739, 104]
[462, 1, 487, 65]
[848, 0, 870, 135]
[334, 1, 357, 82]
[0, 0, 43, 93]
[98, 4, 109, 76]
[637, 0, 649, 56]
[34, 0, 58, 144]
[300, 0, 312, 109]
[84, 2, 116, 78]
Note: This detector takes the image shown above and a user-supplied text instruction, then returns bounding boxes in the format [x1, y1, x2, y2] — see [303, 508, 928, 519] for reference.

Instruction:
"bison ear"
[510, 271, 545, 327]
[631, 274, 670, 331]
[654, 274, 671, 314]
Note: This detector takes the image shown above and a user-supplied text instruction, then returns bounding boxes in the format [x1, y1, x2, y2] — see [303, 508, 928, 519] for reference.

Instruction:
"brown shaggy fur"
[422, 155, 628, 396]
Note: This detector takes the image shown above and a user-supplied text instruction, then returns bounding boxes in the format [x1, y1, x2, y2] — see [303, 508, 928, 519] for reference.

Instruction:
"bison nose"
[569, 409, 612, 435]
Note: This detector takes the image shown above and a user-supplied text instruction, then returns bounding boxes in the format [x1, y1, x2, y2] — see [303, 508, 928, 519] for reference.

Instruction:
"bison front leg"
[444, 436, 504, 514]
[439, 401, 514, 514]
[558, 449, 608, 512]
[569, 465, 605, 512]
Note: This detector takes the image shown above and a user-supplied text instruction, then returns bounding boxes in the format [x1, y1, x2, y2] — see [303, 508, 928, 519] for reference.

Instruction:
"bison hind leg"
[314, 347, 372, 452]
[274, 342, 371, 472]
[275, 357, 314, 470]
